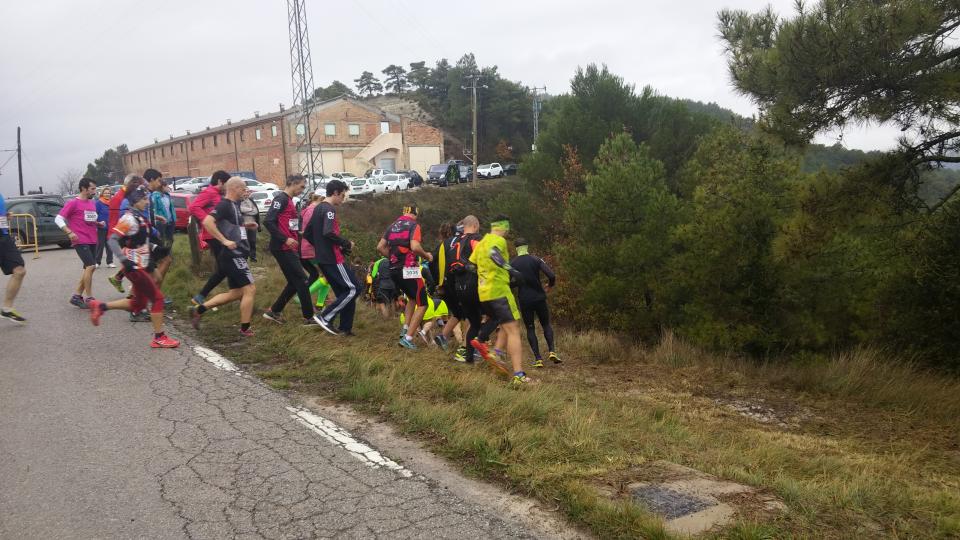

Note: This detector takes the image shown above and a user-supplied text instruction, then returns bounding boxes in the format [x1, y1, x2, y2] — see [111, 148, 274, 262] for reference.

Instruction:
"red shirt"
[189, 185, 222, 243]
[107, 187, 126, 232]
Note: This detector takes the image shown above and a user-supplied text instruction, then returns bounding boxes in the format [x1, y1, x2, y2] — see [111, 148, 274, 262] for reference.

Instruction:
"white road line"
[287, 406, 413, 477]
[193, 346, 239, 373]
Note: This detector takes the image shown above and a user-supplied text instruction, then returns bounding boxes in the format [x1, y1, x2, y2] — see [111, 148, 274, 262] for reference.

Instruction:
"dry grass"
[163, 230, 960, 539]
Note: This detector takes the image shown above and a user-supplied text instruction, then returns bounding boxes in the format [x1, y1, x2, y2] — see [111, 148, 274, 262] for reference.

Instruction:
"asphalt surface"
[0, 247, 535, 539]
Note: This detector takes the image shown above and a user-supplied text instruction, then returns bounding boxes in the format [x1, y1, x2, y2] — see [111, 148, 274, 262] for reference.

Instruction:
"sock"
[197, 305, 208, 315]
[155, 332, 165, 339]
[240, 322, 251, 331]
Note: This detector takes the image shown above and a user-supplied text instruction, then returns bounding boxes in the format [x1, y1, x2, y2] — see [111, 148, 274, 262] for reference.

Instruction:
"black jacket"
[510, 253, 556, 305]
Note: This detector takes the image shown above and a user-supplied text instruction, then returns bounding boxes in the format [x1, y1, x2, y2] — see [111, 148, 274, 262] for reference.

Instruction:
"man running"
[189, 170, 230, 306]
[469, 216, 530, 386]
[106, 175, 144, 293]
[88, 186, 180, 348]
[262, 174, 322, 326]
[56, 177, 100, 308]
[189, 177, 256, 336]
[511, 238, 559, 367]
[307, 179, 359, 336]
[0, 192, 27, 323]
[433, 222, 464, 351]
[378, 205, 433, 349]
[450, 216, 483, 363]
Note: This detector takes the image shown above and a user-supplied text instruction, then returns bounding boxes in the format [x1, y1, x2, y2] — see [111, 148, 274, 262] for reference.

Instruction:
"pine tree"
[354, 71, 383, 97]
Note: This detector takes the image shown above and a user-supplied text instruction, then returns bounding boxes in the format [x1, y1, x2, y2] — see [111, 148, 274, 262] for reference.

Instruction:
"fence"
[9, 213, 40, 259]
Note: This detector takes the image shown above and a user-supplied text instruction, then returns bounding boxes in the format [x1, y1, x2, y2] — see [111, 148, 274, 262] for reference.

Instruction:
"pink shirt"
[59, 197, 98, 246]
[299, 203, 318, 260]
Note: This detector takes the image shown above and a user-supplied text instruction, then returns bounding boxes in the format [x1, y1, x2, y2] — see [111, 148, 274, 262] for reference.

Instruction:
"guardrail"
[9, 213, 40, 259]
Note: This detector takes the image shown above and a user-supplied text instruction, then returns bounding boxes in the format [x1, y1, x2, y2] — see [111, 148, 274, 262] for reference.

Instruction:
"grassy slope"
[162, 182, 960, 539]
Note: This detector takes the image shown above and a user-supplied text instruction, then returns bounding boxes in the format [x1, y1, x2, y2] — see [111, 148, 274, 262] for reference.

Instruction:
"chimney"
[206, 126, 210, 131]
[154, 138, 158, 143]
[169, 135, 173, 140]
[186, 130, 191, 135]
[279, 103, 285, 112]
[226, 119, 232, 125]
[254, 111, 260, 118]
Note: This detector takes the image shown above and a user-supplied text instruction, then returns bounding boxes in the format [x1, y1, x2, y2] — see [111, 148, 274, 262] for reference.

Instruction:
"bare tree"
[55, 168, 83, 195]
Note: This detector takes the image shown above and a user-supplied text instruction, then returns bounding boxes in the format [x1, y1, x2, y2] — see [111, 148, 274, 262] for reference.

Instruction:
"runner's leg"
[519, 301, 541, 359]
[3, 266, 25, 310]
[536, 300, 556, 353]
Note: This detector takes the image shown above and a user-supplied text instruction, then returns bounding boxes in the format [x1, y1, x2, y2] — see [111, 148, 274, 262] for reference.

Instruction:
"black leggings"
[456, 284, 484, 362]
[270, 249, 313, 318]
[198, 241, 226, 297]
[302, 258, 319, 285]
[520, 299, 555, 359]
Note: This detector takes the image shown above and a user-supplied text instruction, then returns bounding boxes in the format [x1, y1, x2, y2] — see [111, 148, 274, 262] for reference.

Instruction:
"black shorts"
[0, 234, 24, 275]
[75, 244, 97, 268]
[374, 285, 397, 304]
[219, 251, 254, 289]
[152, 245, 172, 261]
[481, 297, 519, 324]
[443, 283, 464, 320]
[391, 268, 427, 307]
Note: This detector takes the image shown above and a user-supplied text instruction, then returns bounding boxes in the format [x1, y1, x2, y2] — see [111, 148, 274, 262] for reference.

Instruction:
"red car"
[169, 193, 197, 232]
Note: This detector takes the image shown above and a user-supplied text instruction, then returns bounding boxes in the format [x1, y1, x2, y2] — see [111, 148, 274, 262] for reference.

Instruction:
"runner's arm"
[320, 208, 350, 247]
[188, 189, 212, 222]
[201, 215, 230, 245]
[540, 258, 557, 288]
[263, 194, 285, 243]
[377, 237, 389, 257]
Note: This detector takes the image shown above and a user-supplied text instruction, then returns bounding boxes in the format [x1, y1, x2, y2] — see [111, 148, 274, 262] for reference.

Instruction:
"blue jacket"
[95, 199, 110, 227]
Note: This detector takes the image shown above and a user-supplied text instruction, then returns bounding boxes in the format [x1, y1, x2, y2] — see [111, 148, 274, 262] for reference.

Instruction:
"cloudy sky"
[0, 0, 900, 196]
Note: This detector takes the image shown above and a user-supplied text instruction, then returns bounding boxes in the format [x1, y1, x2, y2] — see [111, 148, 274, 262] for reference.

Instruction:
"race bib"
[288, 218, 300, 232]
[84, 210, 97, 222]
[402, 266, 421, 280]
[0, 216, 7, 229]
[124, 247, 150, 268]
[239, 227, 248, 241]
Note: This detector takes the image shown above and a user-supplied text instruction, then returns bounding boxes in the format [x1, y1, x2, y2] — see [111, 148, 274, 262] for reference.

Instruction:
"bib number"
[0, 216, 8, 229]
[84, 210, 97, 222]
[124, 247, 150, 268]
[288, 218, 300, 232]
[402, 266, 421, 280]
[239, 227, 248, 241]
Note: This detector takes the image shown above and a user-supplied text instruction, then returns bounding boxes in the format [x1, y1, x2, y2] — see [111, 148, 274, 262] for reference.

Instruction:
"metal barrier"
[9, 213, 40, 259]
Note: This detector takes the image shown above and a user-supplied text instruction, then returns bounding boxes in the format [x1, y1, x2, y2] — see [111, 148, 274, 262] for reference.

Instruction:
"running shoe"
[1, 309, 26, 324]
[108, 275, 125, 294]
[303, 314, 322, 327]
[532, 357, 545, 368]
[453, 346, 467, 363]
[70, 294, 86, 308]
[89, 301, 104, 326]
[151, 334, 181, 348]
[433, 334, 449, 351]
[163, 297, 174, 307]
[549, 352, 562, 364]
[470, 339, 510, 376]
[398, 336, 417, 349]
[314, 302, 325, 310]
[188, 305, 202, 330]
[239, 327, 255, 338]
[317, 316, 339, 336]
[262, 310, 287, 324]
[418, 329, 430, 345]
[107, 263, 117, 268]
[129, 311, 151, 322]
[339, 330, 356, 337]
[190, 294, 205, 306]
[84, 297, 95, 308]
[511, 373, 532, 387]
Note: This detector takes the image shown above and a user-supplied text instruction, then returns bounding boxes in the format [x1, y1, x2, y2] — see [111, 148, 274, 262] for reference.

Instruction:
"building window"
[213, 135, 218, 147]
[324, 123, 336, 136]
[161, 147, 165, 158]
[201, 137, 205, 149]
[240, 129, 245, 142]
[295, 123, 305, 137]
[152, 149, 156, 158]
[380, 121, 390, 134]
[255, 128, 262, 140]
[271, 125, 277, 137]
[226, 132, 231, 144]
[137, 154, 141, 164]
[180, 143, 184, 153]
[348, 123, 360, 137]
[190, 140, 194, 151]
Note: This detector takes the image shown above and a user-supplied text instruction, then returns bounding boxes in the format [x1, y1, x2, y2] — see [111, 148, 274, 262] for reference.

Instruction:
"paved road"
[0, 248, 534, 539]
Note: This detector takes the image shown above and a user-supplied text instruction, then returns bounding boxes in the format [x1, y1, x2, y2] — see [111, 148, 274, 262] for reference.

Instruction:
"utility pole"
[462, 76, 487, 185]
[531, 87, 546, 152]
[17, 127, 24, 195]
[287, 0, 322, 181]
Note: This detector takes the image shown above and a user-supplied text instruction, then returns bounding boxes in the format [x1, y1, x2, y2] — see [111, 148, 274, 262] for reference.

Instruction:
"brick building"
[124, 96, 444, 184]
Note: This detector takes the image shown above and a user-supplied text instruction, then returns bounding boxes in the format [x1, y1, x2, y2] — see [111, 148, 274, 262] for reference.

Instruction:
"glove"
[122, 259, 136, 273]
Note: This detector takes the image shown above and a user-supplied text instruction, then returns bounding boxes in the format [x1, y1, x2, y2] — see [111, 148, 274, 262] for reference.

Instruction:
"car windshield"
[351, 179, 366, 186]
[245, 180, 258, 186]
[250, 192, 268, 200]
[429, 165, 446, 173]
[383, 175, 398, 181]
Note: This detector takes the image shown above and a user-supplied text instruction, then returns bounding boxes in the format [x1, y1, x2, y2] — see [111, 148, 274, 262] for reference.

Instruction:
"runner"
[94, 186, 114, 267]
[433, 222, 465, 351]
[298, 193, 329, 310]
[189, 170, 231, 305]
[149, 177, 176, 287]
[511, 238, 560, 367]
[370, 256, 396, 318]
[106, 175, 144, 293]
[451, 216, 484, 363]
[261, 175, 320, 325]
[377, 204, 433, 349]
[0, 192, 27, 323]
[87, 186, 180, 348]
[238, 187, 260, 262]
[469, 216, 531, 386]
[188, 177, 256, 336]
[56, 177, 100, 308]
[306, 179, 359, 336]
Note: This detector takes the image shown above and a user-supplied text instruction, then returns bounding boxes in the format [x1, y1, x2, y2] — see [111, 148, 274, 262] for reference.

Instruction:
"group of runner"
[0, 170, 561, 385]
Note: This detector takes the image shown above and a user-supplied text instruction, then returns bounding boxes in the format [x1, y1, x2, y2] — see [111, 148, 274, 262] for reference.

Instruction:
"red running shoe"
[239, 327, 254, 338]
[89, 300, 105, 326]
[151, 334, 180, 348]
[470, 339, 510, 377]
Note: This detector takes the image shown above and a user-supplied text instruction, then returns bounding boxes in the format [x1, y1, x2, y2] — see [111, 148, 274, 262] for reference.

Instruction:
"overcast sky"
[0, 0, 901, 196]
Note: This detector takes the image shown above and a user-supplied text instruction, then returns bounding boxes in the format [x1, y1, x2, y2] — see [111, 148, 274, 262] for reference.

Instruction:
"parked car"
[364, 168, 392, 180]
[169, 193, 197, 232]
[241, 178, 279, 192]
[175, 176, 210, 194]
[477, 163, 504, 178]
[397, 170, 423, 187]
[380, 173, 410, 192]
[427, 164, 449, 186]
[3, 196, 70, 248]
[331, 172, 358, 181]
[349, 177, 385, 197]
[502, 163, 519, 176]
[249, 191, 272, 214]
